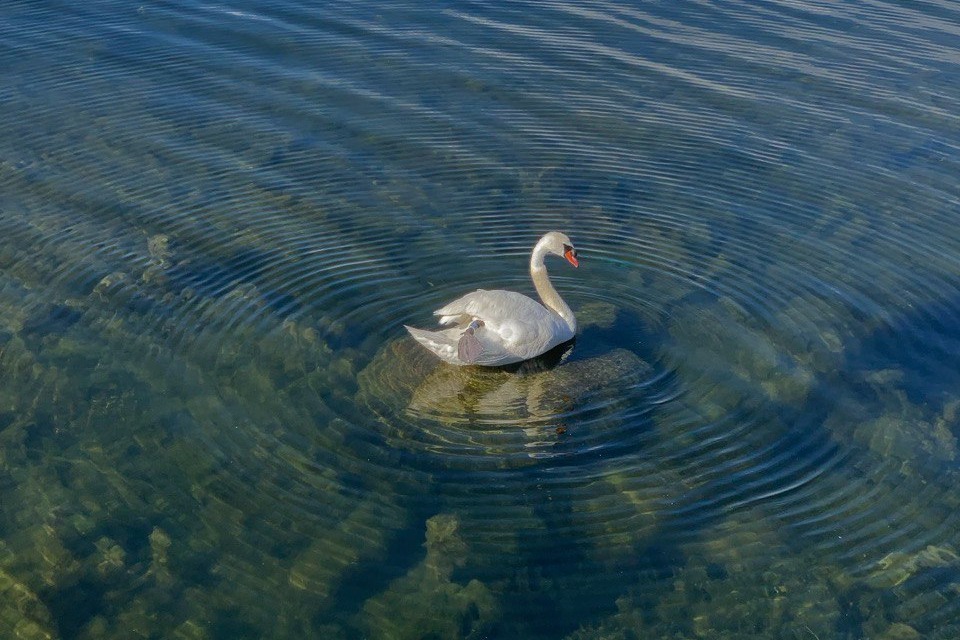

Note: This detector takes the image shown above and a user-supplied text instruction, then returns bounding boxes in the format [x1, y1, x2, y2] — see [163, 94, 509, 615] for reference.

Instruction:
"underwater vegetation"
[1, 197, 959, 639]
[1, 1, 959, 637]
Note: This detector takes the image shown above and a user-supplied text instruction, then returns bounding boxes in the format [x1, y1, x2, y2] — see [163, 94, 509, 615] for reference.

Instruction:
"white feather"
[405, 232, 579, 367]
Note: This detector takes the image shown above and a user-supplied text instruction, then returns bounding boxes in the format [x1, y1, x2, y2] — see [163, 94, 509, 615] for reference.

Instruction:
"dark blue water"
[1, 1, 960, 638]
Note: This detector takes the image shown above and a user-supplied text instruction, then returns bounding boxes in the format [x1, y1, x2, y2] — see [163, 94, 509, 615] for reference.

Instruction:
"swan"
[405, 231, 579, 366]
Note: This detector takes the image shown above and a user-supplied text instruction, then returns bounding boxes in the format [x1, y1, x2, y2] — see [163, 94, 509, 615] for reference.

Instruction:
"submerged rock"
[840, 542, 960, 640]
[93, 537, 127, 578]
[287, 498, 403, 602]
[359, 337, 654, 465]
[406, 347, 651, 424]
[866, 545, 960, 590]
[149, 527, 174, 587]
[566, 509, 842, 639]
[357, 334, 653, 462]
[576, 301, 618, 330]
[665, 296, 814, 411]
[824, 371, 959, 476]
[570, 466, 684, 566]
[147, 234, 172, 267]
[856, 410, 957, 465]
[354, 513, 498, 640]
[0, 567, 57, 640]
[878, 623, 922, 640]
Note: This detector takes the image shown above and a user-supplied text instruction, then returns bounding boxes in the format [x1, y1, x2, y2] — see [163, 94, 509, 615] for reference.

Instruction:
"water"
[1, 0, 959, 637]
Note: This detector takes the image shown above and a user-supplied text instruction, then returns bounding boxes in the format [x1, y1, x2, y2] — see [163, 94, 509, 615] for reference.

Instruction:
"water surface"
[1, 0, 960, 638]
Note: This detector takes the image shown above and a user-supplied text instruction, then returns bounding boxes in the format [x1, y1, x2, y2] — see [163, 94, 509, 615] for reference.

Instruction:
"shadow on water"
[850, 295, 960, 412]
[488, 338, 576, 375]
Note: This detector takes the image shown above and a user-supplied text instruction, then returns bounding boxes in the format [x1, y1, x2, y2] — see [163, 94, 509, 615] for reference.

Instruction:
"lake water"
[2, 0, 960, 638]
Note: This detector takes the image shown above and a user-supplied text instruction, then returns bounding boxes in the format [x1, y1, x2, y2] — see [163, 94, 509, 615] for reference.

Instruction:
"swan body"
[405, 231, 579, 366]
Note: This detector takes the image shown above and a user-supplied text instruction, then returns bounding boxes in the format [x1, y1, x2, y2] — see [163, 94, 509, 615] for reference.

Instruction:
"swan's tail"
[404, 325, 463, 365]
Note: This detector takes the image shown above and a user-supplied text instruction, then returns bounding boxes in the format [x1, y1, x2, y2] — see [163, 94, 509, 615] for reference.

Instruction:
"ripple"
[3, 0, 960, 636]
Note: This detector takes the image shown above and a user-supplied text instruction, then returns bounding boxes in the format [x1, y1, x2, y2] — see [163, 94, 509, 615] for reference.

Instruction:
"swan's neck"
[530, 245, 577, 333]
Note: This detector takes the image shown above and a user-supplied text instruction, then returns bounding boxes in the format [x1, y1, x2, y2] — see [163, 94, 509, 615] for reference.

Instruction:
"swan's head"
[539, 231, 579, 268]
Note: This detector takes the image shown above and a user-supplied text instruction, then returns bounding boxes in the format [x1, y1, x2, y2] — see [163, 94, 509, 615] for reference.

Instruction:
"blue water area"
[1, 0, 960, 638]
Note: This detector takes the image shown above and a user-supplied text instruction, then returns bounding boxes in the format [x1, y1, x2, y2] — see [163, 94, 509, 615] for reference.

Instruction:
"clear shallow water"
[1, 0, 960, 637]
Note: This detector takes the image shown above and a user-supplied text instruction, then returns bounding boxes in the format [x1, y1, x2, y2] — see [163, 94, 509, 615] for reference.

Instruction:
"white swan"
[405, 231, 579, 366]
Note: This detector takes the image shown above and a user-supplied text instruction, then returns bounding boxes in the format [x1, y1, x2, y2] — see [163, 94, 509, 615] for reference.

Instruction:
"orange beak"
[564, 249, 579, 268]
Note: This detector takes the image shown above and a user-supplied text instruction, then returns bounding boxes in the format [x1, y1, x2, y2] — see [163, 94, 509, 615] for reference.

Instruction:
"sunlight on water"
[1, 0, 960, 638]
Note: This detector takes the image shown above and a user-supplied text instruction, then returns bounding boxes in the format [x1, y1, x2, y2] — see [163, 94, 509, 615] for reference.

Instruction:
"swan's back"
[435, 289, 551, 325]
[405, 289, 572, 366]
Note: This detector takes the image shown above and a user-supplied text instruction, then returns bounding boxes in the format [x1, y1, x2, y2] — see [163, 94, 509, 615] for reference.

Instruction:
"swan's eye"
[563, 244, 572, 253]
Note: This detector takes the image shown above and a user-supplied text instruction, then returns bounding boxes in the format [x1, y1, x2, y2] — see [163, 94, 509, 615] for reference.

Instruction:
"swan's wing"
[457, 330, 484, 363]
[404, 325, 461, 364]
[434, 289, 491, 327]
[434, 290, 562, 362]
[406, 323, 516, 366]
